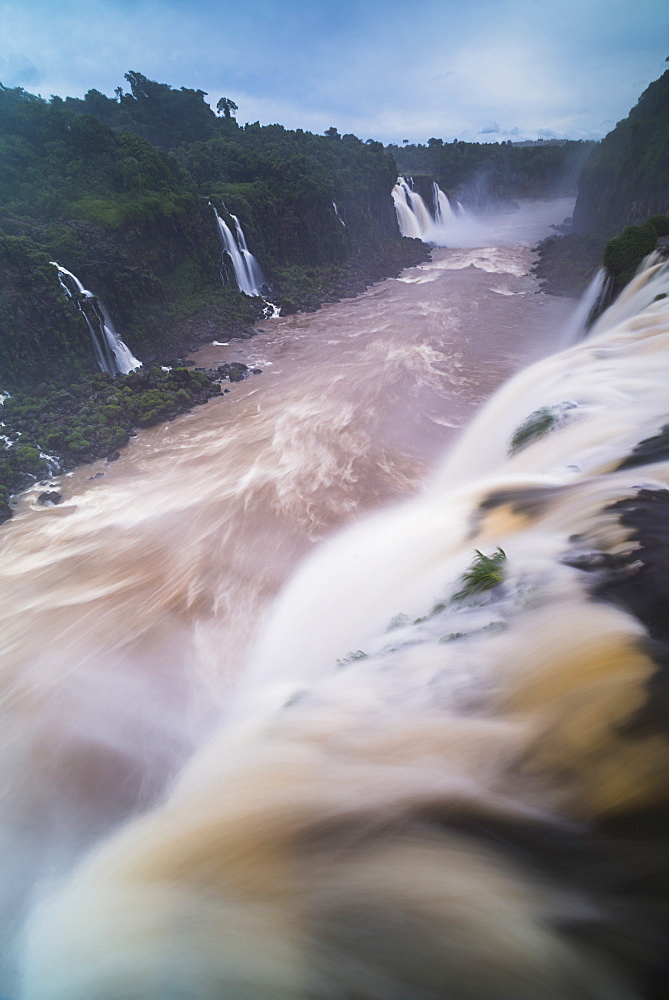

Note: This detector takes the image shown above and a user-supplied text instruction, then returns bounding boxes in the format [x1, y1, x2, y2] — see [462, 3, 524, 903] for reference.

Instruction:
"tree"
[216, 97, 238, 119]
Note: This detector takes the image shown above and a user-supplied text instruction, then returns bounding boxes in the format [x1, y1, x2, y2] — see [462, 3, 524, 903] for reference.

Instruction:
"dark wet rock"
[37, 491, 63, 505]
[87, 472, 105, 480]
[533, 232, 604, 297]
[106, 451, 120, 462]
[252, 368, 262, 375]
[618, 424, 669, 471]
[215, 362, 250, 383]
[592, 488, 669, 736]
[561, 550, 634, 572]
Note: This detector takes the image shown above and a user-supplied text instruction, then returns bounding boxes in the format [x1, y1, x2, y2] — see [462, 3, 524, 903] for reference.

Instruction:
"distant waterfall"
[392, 176, 458, 240]
[562, 267, 610, 344]
[51, 264, 140, 376]
[332, 201, 346, 227]
[432, 181, 453, 224]
[212, 206, 268, 297]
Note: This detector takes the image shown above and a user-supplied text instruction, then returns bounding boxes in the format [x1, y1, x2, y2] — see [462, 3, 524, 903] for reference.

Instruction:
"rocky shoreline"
[173, 234, 431, 353]
[0, 363, 264, 525]
[0, 236, 430, 527]
[532, 230, 605, 297]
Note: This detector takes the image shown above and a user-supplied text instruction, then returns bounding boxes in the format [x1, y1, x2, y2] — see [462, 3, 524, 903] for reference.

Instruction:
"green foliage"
[0, 72, 418, 383]
[574, 70, 669, 234]
[0, 364, 221, 519]
[509, 402, 577, 455]
[509, 407, 559, 454]
[388, 139, 595, 206]
[452, 548, 507, 601]
[603, 221, 659, 292]
[0, 233, 93, 382]
[13, 444, 45, 475]
[646, 214, 669, 237]
[0, 85, 192, 226]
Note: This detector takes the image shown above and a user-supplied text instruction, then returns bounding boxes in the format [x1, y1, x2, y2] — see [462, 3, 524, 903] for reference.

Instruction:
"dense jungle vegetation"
[388, 137, 595, 207]
[0, 71, 427, 521]
[0, 70, 421, 390]
[535, 69, 669, 294]
[0, 67, 666, 522]
[573, 68, 669, 235]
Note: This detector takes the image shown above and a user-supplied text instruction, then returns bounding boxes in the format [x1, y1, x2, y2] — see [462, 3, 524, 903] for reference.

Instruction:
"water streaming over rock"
[392, 175, 460, 242]
[50, 264, 140, 375]
[7, 201, 669, 999]
[560, 266, 609, 343]
[332, 201, 346, 226]
[212, 205, 269, 297]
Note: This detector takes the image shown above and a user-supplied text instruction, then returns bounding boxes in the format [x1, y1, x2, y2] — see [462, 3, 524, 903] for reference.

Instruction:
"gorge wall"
[573, 69, 669, 235]
[0, 77, 427, 389]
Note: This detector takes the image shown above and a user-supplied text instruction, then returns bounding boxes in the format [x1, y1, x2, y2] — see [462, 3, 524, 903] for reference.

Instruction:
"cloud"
[0, 52, 43, 87]
[0, 0, 668, 143]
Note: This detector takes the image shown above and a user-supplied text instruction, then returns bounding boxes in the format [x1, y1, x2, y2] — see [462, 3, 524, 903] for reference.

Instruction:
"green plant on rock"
[603, 222, 658, 293]
[452, 548, 507, 602]
[509, 406, 558, 455]
[645, 214, 669, 238]
[509, 401, 578, 455]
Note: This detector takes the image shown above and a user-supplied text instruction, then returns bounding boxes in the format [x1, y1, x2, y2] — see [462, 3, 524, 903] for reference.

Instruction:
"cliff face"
[573, 70, 669, 235]
[0, 81, 424, 388]
[0, 235, 93, 386]
[0, 203, 265, 388]
[389, 140, 595, 210]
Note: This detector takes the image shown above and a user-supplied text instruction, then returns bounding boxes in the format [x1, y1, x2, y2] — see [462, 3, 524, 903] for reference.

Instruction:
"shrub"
[452, 548, 507, 601]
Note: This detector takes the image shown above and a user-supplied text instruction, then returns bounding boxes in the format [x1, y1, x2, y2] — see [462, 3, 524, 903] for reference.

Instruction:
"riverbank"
[532, 230, 605, 296]
[0, 233, 431, 525]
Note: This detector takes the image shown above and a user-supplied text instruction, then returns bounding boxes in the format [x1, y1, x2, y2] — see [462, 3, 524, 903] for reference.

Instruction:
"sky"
[0, 0, 667, 144]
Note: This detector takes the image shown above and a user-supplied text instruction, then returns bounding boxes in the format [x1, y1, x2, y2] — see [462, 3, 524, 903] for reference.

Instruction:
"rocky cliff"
[0, 79, 427, 389]
[573, 70, 669, 235]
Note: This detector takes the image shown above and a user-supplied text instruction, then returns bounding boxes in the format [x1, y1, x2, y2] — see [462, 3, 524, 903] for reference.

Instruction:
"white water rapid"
[4, 200, 669, 1000]
[392, 175, 437, 239]
[50, 264, 140, 375]
[392, 174, 464, 243]
[212, 206, 269, 297]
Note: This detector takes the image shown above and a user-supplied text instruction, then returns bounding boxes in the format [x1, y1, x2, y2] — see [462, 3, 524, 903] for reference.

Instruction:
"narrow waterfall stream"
[212, 205, 269, 297]
[8, 198, 665, 998]
[51, 264, 140, 375]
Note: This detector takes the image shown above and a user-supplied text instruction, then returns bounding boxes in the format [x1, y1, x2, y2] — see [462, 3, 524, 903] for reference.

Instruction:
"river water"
[1, 198, 593, 992]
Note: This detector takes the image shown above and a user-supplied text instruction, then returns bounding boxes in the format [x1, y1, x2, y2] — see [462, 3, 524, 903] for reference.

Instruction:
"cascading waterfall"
[432, 180, 453, 224]
[212, 205, 268, 297]
[392, 175, 459, 240]
[332, 201, 346, 226]
[50, 264, 140, 376]
[21, 256, 669, 1000]
[211, 204, 280, 317]
[561, 266, 609, 343]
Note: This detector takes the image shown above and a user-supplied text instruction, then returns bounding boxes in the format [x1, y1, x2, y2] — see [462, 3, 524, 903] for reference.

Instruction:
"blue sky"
[1, 0, 667, 143]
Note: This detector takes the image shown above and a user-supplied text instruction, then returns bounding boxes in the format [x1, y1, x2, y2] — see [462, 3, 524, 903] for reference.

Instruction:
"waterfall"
[561, 267, 608, 343]
[21, 257, 669, 999]
[212, 206, 268, 297]
[392, 175, 460, 241]
[392, 176, 435, 238]
[50, 264, 140, 376]
[332, 201, 346, 226]
[433, 180, 453, 224]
